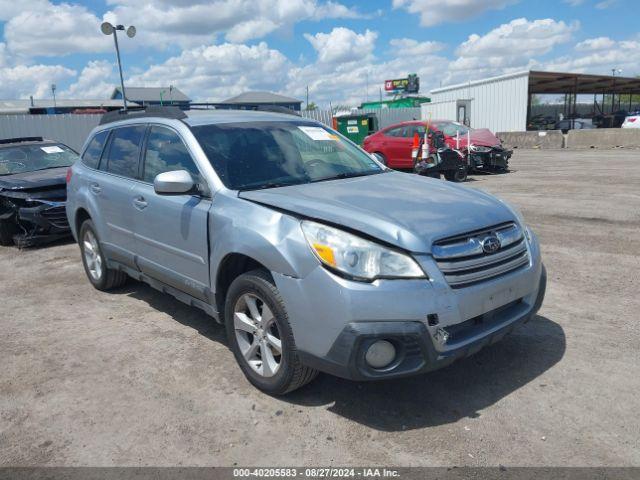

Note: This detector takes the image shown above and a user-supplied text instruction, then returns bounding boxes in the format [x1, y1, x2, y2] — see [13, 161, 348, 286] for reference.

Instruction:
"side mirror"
[154, 170, 195, 195]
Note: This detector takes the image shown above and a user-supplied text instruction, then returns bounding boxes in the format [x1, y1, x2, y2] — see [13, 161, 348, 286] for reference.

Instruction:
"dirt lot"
[1, 149, 639, 467]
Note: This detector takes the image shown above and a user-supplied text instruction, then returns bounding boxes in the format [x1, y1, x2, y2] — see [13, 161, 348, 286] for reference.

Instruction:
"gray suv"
[66, 108, 546, 394]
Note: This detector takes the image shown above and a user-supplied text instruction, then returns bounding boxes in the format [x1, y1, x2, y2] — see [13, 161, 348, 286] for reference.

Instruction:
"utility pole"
[51, 84, 57, 108]
[306, 85, 309, 110]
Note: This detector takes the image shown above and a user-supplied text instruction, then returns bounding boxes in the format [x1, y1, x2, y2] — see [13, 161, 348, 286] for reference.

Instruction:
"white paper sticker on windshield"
[298, 126, 334, 141]
[41, 146, 64, 154]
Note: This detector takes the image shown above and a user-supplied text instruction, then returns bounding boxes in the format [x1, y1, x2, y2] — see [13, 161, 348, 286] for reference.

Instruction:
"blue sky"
[0, 0, 637, 106]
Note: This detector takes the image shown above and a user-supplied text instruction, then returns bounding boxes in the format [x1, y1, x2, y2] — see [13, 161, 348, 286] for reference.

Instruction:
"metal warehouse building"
[421, 70, 640, 132]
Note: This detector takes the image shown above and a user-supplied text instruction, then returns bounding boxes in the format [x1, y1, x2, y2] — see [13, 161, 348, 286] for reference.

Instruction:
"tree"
[305, 102, 318, 111]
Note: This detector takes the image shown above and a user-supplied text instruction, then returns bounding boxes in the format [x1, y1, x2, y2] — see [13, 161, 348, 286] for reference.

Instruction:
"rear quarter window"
[82, 130, 109, 169]
[103, 126, 146, 179]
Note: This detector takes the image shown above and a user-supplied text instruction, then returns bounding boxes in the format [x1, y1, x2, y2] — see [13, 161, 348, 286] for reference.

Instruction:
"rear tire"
[0, 220, 17, 246]
[225, 269, 318, 395]
[79, 219, 127, 291]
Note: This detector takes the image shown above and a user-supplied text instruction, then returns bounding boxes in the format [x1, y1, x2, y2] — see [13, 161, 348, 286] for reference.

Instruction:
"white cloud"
[4, 2, 110, 57]
[62, 61, 117, 99]
[104, 0, 360, 46]
[389, 38, 446, 56]
[126, 42, 290, 101]
[289, 28, 449, 107]
[447, 18, 578, 81]
[595, 0, 617, 8]
[0, 64, 76, 98]
[456, 18, 577, 58]
[575, 36, 616, 51]
[304, 28, 377, 64]
[392, 0, 517, 27]
[0, 43, 7, 68]
[0, 0, 48, 21]
[543, 37, 640, 76]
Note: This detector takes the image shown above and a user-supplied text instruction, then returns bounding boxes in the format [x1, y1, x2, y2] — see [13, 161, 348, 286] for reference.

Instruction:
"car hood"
[238, 172, 516, 254]
[464, 128, 501, 147]
[0, 167, 68, 192]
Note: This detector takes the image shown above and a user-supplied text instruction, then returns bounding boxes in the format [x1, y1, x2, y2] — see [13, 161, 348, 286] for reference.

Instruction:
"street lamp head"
[100, 22, 114, 35]
[126, 26, 136, 38]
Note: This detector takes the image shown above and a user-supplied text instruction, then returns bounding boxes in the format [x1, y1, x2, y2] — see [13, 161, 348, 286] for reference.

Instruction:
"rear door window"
[405, 125, 426, 138]
[82, 130, 109, 169]
[142, 126, 201, 183]
[103, 126, 146, 179]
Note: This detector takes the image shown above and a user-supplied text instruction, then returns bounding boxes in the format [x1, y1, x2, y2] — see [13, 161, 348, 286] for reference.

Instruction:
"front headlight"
[300, 220, 426, 281]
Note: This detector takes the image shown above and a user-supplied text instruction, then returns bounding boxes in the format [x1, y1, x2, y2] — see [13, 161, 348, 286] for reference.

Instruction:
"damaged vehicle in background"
[431, 121, 512, 173]
[0, 137, 77, 247]
[363, 120, 511, 173]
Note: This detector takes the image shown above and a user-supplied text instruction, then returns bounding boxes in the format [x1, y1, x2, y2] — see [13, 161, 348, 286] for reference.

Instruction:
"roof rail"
[254, 105, 301, 116]
[99, 106, 187, 125]
[0, 136, 44, 145]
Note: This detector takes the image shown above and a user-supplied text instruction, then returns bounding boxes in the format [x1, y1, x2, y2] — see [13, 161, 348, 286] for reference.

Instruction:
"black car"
[0, 137, 78, 247]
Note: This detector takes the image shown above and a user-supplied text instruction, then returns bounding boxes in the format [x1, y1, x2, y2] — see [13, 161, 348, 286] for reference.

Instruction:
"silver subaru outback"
[66, 107, 546, 395]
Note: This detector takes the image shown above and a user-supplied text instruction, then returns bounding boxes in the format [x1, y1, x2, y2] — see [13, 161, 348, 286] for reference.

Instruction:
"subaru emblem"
[481, 235, 501, 254]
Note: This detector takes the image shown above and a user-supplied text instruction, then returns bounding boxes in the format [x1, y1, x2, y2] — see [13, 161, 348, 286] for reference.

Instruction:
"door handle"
[133, 196, 148, 210]
[89, 183, 101, 195]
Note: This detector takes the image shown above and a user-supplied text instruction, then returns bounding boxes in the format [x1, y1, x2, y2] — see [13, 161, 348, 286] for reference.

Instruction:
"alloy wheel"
[83, 230, 103, 281]
[233, 293, 282, 377]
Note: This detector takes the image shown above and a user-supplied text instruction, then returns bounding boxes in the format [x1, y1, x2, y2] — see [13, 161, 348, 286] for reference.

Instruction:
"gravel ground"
[1, 149, 639, 467]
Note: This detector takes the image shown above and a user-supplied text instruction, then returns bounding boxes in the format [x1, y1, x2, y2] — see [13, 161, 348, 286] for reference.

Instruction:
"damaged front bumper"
[469, 147, 512, 172]
[273, 234, 544, 381]
[0, 195, 70, 247]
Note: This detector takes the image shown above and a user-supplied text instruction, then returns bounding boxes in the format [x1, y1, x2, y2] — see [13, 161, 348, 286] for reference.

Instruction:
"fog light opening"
[434, 327, 449, 345]
[365, 340, 396, 369]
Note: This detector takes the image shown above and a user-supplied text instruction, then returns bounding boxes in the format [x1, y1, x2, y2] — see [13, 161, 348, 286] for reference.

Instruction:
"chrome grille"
[433, 222, 530, 288]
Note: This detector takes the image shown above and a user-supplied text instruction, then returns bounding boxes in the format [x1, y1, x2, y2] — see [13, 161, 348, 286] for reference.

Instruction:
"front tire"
[79, 219, 127, 291]
[445, 168, 468, 182]
[225, 269, 317, 395]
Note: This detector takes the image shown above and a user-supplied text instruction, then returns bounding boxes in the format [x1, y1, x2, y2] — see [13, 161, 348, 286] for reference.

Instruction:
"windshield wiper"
[310, 170, 385, 184]
[238, 180, 305, 191]
[31, 165, 72, 172]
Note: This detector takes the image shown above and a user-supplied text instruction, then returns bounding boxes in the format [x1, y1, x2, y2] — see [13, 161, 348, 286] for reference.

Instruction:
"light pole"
[101, 22, 136, 111]
[611, 68, 622, 77]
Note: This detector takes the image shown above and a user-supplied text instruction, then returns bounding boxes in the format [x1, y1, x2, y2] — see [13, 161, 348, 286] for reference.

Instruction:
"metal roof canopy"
[529, 70, 640, 95]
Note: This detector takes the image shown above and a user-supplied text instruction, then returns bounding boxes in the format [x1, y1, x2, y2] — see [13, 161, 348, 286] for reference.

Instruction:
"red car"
[363, 120, 510, 171]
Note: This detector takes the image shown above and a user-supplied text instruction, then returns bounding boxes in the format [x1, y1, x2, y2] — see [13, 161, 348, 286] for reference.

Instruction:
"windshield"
[0, 143, 78, 175]
[191, 121, 384, 190]
[433, 121, 472, 137]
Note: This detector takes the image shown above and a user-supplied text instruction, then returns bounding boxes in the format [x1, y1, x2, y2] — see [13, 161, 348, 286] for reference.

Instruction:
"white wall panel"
[425, 72, 529, 132]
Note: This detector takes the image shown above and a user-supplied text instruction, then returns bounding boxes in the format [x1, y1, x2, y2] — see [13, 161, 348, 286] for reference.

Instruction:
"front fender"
[209, 194, 318, 291]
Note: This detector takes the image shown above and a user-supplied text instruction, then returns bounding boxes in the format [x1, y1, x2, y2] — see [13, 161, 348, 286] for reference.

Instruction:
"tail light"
[66, 167, 73, 184]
